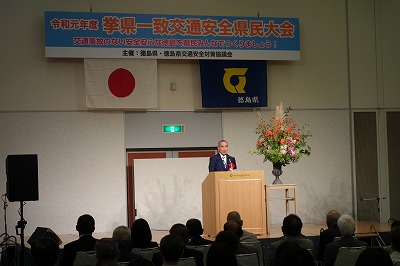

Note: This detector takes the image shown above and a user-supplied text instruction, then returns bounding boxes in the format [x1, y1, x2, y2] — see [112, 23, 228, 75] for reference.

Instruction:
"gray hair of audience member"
[337, 214, 356, 236]
[326, 210, 341, 228]
[227, 211, 243, 226]
[95, 238, 120, 263]
[160, 234, 184, 264]
[31, 237, 60, 266]
[112, 225, 131, 248]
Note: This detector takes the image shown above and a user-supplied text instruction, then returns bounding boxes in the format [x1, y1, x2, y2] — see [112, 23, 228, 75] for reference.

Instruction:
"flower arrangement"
[253, 103, 312, 165]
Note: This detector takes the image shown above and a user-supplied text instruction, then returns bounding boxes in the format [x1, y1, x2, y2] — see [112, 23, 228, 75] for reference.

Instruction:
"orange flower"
[257, 141, 263, 147]
[280, 138, 285, 144]
[295, 137, 301, 141]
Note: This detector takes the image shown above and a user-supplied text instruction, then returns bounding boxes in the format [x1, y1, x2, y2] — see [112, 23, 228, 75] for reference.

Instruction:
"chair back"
[394, 261, 400, 266]
[73, 251, 96, 266]
[187, 244, 211, 265]
[236, 253, 259, 266]
[132, 247, 159, 262]
[178, 257, 196, 266]
[241, 241, 264, 266]
[333, 246, 367, 266]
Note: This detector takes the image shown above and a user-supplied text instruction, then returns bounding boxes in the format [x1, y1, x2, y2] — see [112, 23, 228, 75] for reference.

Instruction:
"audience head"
[390, 224, 400, 251]
[215, 230, 239, 252]
[337, 214, 356, 236]
[207, 242, 238, 266]
[276, 241, 314, 266]
[131, 218, 153, 247]
[169, 223, 190, 245]
[159, 234, 184, 265]
[186, 218, 204, 238]
[355, 247, 392, 266]
[31, 237, 59, 266]
[227, 211, 243, 226]
[76, 214, 95, 235]
[282, 214, 303, 236]
[95, 238, 120, 266]
[326, 210, 341, 228]
[224, 220, 243, 238]
[112, 225, 131, 249]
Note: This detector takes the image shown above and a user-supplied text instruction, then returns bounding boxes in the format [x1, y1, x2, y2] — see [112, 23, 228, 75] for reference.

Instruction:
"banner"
[85, 58, 157, 109]
[200, 60, 267, 108]
[45, 11, 300, 60]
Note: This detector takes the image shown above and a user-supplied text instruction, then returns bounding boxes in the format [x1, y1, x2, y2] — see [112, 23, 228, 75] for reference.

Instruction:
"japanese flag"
[85, 58, 157, 109]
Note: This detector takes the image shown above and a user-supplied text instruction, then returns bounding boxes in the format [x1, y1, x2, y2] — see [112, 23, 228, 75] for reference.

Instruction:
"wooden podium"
[202, 170, 266, 236]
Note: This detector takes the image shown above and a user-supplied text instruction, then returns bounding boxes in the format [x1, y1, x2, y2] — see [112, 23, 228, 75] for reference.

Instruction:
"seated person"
[227, 211, 257, 242]
[224, 220, 258, 255]
[355, 247, 392, 266]
[206, 242, 237, 266]
[31, 237, 60, 266]
[153, 223, 203, 266]
[390, 225, 400, 264]
[130, 218, 158, 248]
[95, 238, 120, 266]
[267, 214, 314, 266]
[186, 218, 213, 246]
[317, 210, 341, 261]
[323, 214, 368, 266]
[159, 234, 184, 266]
[61, 214, 98, 266]
[112, 225, 142, 263]
[276, 241, 314, 266]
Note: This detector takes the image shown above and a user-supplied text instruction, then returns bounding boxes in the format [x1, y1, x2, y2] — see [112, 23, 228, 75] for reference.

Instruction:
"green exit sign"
[162, 124, 185, 133]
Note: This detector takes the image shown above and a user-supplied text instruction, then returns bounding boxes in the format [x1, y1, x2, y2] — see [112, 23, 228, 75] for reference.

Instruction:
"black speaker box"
[6, 154, 39, 202]
[27, 227, 62, 246]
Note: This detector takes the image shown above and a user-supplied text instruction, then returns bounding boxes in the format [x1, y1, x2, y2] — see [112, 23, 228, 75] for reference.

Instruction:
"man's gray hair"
[337, 214, 356, 236]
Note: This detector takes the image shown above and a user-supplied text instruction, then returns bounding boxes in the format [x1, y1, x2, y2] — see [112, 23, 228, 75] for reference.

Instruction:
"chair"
[241, 241, 264, 266]
[178, 257, 196, 266]
[333, 247, 367, 266]
[394, 261, 400, 266]
[132, 247, 159, 262]
[236, 253, 259, 266]
[187, 244, 211, 265]
[72, 251, 97, 266]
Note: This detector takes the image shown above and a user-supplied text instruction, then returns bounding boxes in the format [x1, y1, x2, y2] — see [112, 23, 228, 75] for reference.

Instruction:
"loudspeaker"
[6, 154, 39, 202]
[27, 227, 62, 246]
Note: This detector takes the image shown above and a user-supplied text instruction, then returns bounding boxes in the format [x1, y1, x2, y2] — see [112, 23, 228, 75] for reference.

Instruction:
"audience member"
[31, 237, 60, 266]
[112, 225, 142, 263]
[131, 218, 158, 248]
[276, 241, 314, 266]
[206, 242, 238, 266]
[159, 234, 184, 266]
[61, 214, 98, 266]
[215, 230, 240, 253]
[267, 214, 314, 266]
[186, 218, 213, 246]
[227, 211, 257, 242]
[355, 247, 392, 266]
[224, 220, 258, 255]
[390, 225, 400, 264]
[323, 214, 367, 266]
[153, 223, 203, 266]
[317, 210, 341, 261]
[95, 238, 120, 266]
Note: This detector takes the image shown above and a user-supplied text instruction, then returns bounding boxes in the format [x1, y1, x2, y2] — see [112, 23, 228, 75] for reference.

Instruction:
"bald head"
[326, 210, 341, 228]
[227, 211, 243, 226]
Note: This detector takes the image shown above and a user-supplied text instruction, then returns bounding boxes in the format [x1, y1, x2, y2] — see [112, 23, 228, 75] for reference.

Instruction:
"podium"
[202, 170, 266, 236]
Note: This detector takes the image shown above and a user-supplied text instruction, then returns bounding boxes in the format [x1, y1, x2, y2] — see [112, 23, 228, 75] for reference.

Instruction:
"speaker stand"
[10, 201, 32, 266]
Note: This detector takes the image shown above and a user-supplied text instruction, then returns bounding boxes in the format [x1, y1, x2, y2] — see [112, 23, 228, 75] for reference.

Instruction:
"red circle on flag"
[108, 68, 135, 98]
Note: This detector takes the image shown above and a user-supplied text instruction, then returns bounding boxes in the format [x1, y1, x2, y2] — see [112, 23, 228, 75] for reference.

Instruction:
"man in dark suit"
[208, 139, 237, 172]
[323, 214, 368, 266]
[317, 210, 341, 261]
[186, 218, 213, 246]
[61, 214, 99, 266]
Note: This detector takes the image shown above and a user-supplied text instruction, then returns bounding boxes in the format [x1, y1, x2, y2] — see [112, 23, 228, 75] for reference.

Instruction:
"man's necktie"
[222, 156, 226, 168]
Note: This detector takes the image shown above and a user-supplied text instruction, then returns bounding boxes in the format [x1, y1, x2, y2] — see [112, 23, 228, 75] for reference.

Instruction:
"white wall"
[0, 112, 126, 235]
